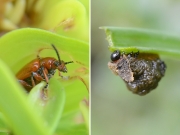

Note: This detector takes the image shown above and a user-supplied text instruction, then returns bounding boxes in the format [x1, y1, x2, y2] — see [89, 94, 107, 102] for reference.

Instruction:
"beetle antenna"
[65, 61, 73, 65]
[51, 44, 61, 64]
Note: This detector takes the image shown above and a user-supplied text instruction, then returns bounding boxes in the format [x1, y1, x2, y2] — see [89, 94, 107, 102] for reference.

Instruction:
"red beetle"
[16, 44, 73, 92]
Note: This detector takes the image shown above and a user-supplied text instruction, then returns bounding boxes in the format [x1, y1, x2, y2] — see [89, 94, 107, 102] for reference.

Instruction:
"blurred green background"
[91, 0, 180, 135]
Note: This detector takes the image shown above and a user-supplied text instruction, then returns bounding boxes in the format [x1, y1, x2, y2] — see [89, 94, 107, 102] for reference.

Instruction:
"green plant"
[101, 27, 180, 58]
[0, 28, 89, 135]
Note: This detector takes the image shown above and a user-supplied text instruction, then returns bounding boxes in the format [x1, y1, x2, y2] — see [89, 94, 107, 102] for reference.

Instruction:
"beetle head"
[51, 44, 73, 73]
[54, 60, 73, 73]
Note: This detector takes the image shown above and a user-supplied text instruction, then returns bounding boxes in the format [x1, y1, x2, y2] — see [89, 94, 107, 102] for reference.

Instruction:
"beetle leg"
[43, 83, 49, 89]
[18, 80, 32, 88]
[58, 71, 69, 79]
[58, 70, 69, 79]
[31, 70, 49, 90]
[31, 71, 49, 91]
[42, 68, 49, 91]
[39, 66, 49, 92]
[37, 53, 49, 82]
[31, 73, 36, 87]
[31, 72, 44, 82]
[37, 60, 49, 91]
[42, 67, 49, 83]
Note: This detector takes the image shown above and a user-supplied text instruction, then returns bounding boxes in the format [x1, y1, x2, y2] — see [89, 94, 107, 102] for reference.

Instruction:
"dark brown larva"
[108, 50, 166, 96]
[108, 54, 134, 82]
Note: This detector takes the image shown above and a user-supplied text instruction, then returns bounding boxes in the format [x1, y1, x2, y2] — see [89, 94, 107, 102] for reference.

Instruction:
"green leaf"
[0, 112, 10, 134]
[101, 27, 180, 57]
[0, 28, 88, 68]
[56, 111, 88, 135]
[79, 99, 89, 130]
[57, 77, 89, 134]
[28, 78, 65, 134]
[54, 99, 89, 135]
[0, 59, 50, 135]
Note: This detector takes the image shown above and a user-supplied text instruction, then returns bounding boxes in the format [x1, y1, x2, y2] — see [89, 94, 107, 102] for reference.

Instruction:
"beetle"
[16, 44, 73, 92]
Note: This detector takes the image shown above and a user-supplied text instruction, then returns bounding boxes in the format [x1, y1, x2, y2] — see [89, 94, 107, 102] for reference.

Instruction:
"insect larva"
[108, 50, 166, 95]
